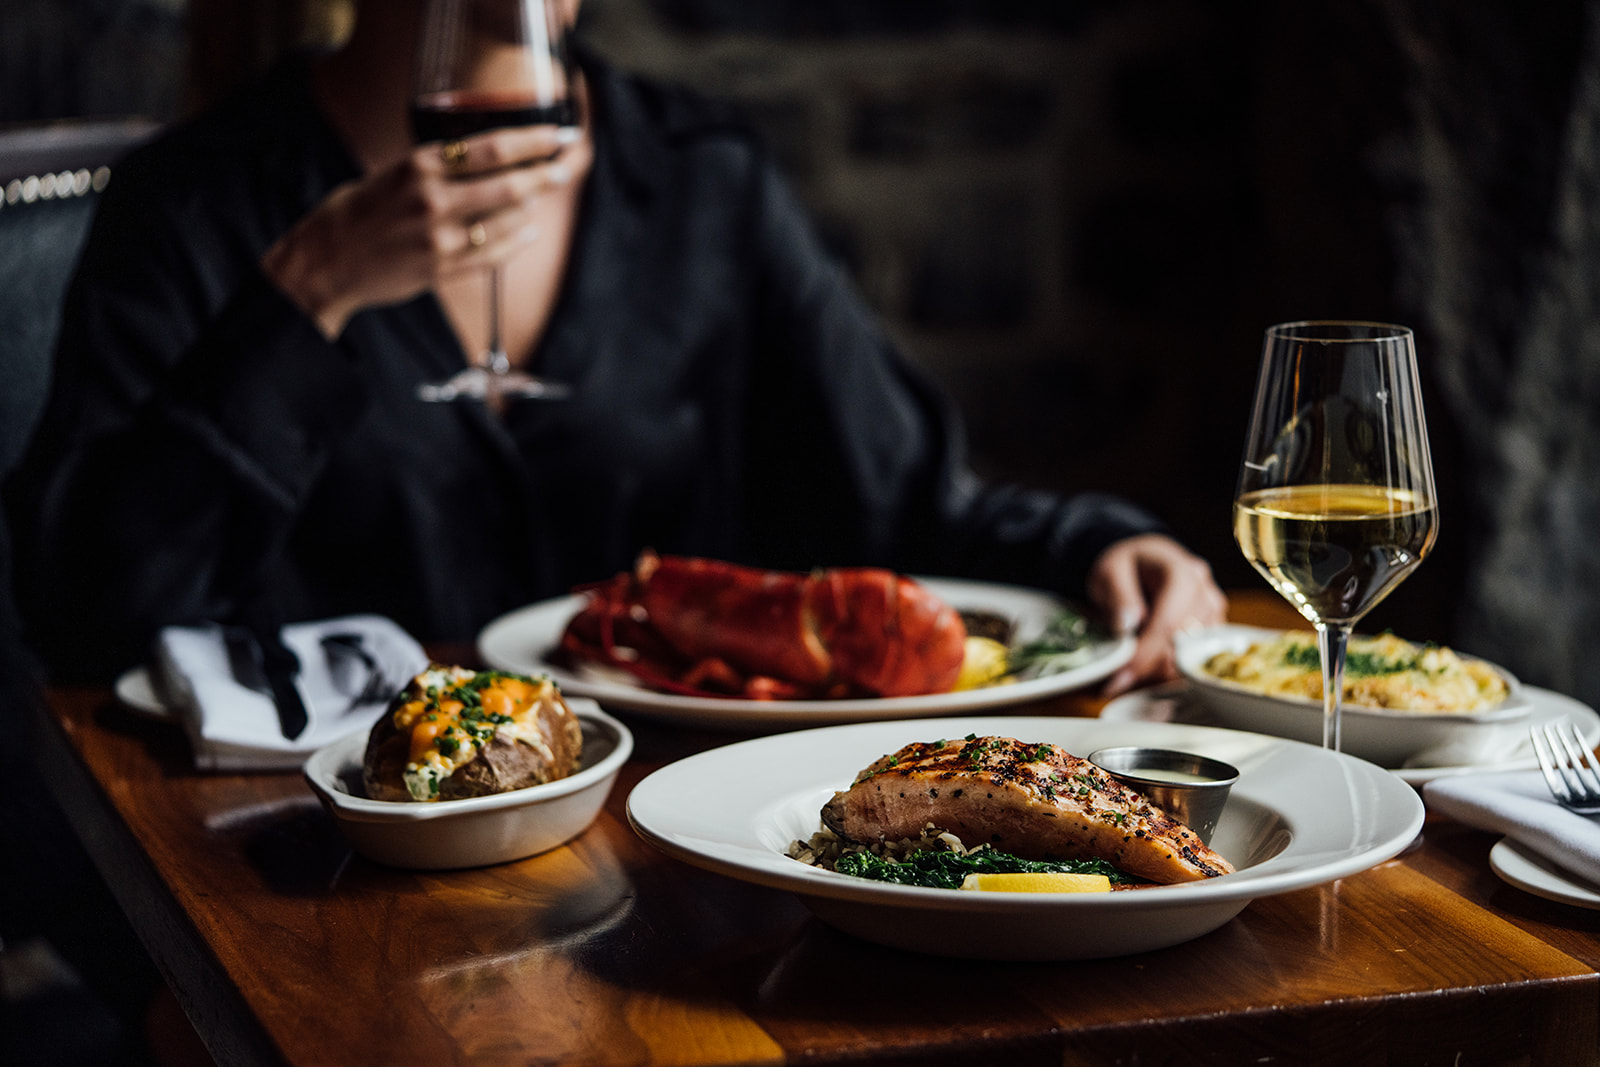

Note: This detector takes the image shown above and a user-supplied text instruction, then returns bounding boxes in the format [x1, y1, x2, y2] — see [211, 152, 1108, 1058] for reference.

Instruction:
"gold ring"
[466, 221, 488, 248]
[441, 140, 469, 171]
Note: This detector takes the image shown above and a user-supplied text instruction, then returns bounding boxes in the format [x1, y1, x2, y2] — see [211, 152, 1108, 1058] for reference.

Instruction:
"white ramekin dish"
[304, 698, 632, 869]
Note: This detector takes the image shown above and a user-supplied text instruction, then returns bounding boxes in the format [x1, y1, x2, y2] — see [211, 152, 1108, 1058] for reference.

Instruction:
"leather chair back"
[0, 118, 158, 473]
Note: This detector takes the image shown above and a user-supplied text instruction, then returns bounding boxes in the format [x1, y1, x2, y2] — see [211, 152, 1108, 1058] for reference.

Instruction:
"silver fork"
[1531, 719, 1600, 816]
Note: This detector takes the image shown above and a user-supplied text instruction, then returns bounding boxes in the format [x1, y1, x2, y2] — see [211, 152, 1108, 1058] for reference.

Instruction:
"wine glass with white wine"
[1233, 321, 1439, 751]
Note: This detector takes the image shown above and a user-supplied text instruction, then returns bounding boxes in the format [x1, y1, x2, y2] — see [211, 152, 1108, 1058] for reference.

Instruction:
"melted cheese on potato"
[1203, 631, 1510, 713]
[391, 667, 562, 801]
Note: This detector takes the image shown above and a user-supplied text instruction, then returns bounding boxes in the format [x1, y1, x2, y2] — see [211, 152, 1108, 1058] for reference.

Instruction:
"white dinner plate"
[1100, 681, 1600, 787]
[625, 715, 1424, 960]
[1489, 837, 1600, 911]
[477, 577, 1135, 730]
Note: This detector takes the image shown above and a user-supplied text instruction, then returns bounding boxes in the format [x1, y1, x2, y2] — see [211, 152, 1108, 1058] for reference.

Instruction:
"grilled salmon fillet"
[821, 736, 1233, 884]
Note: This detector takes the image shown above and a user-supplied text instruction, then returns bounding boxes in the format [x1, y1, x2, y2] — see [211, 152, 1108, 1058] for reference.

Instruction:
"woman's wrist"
[261, 226, 356, 340]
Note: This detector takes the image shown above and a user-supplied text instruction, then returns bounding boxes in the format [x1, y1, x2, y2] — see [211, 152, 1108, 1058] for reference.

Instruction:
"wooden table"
[31, 593, 1600, 1065]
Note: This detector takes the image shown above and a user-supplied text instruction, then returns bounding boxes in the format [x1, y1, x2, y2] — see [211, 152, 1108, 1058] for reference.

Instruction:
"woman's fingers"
[409, 135, 574, 268]
[419, 147, 576, 214]
[422, 125, 581, 178]
[1088, 534, 1228, 697]
[262, 125, 584, 338]
[433, 163, 570, 246]
[440, 201, 543, 270]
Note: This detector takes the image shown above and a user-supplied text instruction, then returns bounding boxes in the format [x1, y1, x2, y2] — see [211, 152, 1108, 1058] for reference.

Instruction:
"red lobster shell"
[557, 551, 968, 700]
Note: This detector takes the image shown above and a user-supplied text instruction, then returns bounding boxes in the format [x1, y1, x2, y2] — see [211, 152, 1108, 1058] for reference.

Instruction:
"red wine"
[411, 90, 577, 143]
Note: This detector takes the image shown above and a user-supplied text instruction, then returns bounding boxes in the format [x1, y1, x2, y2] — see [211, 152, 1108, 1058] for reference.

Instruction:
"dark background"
[5, 0, 1597, 704]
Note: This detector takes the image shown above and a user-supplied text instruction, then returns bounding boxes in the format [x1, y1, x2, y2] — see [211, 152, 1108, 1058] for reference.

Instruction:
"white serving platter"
[478, 577, 1134, 729]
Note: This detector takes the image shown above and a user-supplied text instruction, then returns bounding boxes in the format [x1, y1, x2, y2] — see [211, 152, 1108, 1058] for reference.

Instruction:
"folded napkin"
[1425, 770, 1600, 887]
[154, 614, 430, 771]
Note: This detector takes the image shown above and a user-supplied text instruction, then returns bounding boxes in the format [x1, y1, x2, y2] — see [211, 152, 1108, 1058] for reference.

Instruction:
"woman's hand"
[261, 125, 580, 339]
[1086, 533, 1229, 697]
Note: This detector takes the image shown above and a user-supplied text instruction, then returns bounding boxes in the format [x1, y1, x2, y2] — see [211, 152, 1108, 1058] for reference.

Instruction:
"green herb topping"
[1280, 635, 1439, 677]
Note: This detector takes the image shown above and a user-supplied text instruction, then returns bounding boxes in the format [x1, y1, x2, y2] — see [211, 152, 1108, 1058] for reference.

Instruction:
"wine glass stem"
[1317, 622, 1352, 751]
[485, 265, 510, 377]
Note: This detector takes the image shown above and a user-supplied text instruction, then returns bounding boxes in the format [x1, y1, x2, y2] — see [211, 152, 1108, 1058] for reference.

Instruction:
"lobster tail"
[806, 569, 966, 698]
[636, 554, 832, 687]
[556, 552, 967, 700]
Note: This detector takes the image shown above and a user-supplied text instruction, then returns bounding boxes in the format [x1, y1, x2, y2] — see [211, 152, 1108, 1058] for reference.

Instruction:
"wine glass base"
[417, 366, 571, 403]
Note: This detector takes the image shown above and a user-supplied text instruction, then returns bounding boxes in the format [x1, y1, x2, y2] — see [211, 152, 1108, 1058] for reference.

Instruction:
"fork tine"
[1549, 721, 1589, 800]
[1542, 726, 1580, 799]
[1533, 725, 1575, 805]
[1556, 719, 1600, 801]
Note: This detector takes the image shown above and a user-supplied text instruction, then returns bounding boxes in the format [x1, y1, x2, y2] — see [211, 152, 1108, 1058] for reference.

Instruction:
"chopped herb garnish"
[1280, 635, 1437, 677]
[1006, 609, 1104, 679]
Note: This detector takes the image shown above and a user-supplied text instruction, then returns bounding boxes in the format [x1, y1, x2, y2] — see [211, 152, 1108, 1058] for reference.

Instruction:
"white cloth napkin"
[1425, 770, 1600, 887]
[154, 614, 429, 771]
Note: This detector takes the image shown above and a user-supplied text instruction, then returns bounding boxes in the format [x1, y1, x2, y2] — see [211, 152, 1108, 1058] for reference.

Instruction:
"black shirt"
[6, 54, 1163, 682]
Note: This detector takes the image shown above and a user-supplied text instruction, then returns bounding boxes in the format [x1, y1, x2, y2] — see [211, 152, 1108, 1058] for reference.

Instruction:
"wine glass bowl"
[1233, 484, 1436, 627]
[411, 0, 579, 404]
[1233, 321, 1439, 750]
[412, 0, 579, 139]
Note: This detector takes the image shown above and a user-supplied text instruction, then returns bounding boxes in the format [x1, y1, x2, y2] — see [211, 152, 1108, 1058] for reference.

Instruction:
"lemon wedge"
[959, 872, 1112, 893]
[954, 636, 1010, 690]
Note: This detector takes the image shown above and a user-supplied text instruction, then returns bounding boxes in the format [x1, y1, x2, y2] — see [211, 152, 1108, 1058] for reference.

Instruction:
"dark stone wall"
[1381, 0, 1600, 704]
[580, 0, 1426, 617]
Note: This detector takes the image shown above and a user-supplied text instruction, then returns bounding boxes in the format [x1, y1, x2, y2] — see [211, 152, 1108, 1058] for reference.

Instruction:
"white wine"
[1234, 485, 1438, 626]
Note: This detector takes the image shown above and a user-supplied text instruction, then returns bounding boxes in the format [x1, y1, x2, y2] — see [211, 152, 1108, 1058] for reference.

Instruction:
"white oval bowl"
[1174, 625, 1530, 768]
[303, 699, 632, 869]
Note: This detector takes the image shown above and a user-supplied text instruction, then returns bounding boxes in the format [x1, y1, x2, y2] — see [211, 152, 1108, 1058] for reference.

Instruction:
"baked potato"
[362, 665, 583, 802]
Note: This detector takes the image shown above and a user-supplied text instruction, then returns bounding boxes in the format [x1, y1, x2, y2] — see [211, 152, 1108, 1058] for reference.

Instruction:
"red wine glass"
[412, 0, 578, 402]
